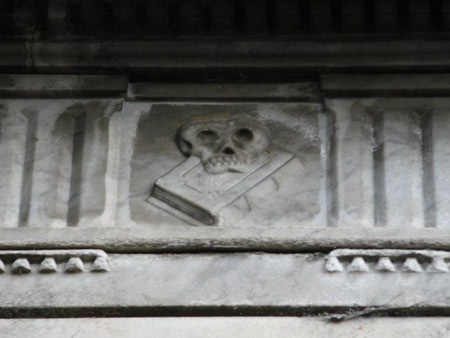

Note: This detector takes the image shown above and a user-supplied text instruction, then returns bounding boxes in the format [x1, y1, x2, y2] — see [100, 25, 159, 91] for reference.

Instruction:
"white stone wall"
[0, 75, 448, 247]
[1, 74, 450, 336]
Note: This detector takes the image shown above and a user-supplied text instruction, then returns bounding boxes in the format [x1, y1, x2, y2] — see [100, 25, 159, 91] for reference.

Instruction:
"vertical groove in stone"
[81, 112, 110, 226]
[429, 106, 450, 228]
[67, 112, 86, 227]
[101, 108, 122, 227]
[381, 109, 424, 228]
[330, 101, 375, 228]
[114, 105, 140, 227]
[21, 103, 94, 228]
[69, 102, 117, 228]
[0, 111, 3, 145]
[18, 112, 38, 227]
[0, 108, 28, 228]
[43, 112, 76, 224]
[372, 109, 386, 227]
[325, 110, 338, 227]
[420, 110, 436, 228]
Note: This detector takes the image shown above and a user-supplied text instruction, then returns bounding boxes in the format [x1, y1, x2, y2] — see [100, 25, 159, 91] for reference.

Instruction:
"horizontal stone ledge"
[0, 227, 449, 252]
[2, 252, 450, 311]
[322, 73, 450, 97]
[0, 75, 128, 98]
[128, 82, 319, 101]
[2, 39, 450, 72]
[2, 317, 450, 338]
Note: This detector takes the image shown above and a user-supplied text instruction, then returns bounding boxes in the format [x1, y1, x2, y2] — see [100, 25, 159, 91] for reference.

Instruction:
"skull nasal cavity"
[223, 147, 235, 155]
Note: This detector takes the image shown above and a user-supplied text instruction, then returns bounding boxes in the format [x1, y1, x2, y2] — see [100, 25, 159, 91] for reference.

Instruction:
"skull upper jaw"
[203, 154, 253, 174]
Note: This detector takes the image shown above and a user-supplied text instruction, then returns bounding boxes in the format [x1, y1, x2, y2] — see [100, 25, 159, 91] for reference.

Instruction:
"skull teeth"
[203, 154, 253, 174]
[205, 154, 248, 165]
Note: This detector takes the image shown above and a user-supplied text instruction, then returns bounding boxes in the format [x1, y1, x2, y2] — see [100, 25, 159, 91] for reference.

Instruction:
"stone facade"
[3, 318, 450, 337]
[2, 73, 450, 335]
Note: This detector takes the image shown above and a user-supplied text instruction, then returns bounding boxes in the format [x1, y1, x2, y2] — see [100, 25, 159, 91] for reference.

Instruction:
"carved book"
[149, 146, 294, 226]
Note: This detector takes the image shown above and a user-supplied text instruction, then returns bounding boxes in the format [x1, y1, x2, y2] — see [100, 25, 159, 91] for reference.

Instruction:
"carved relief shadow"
[148, 114, 294, 226]
[128, 103, 324, 228]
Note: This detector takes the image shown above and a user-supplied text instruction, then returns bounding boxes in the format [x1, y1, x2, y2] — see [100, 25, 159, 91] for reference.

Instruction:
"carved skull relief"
[177, 115, 270, 174]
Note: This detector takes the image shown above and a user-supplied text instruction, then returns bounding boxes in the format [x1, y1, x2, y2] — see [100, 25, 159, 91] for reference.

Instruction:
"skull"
[177, 115, 270, 174]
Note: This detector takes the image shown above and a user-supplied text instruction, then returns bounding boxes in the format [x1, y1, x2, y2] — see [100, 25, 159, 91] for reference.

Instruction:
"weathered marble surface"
[0, 99, 123, 228]
[1, 252, 450, 310]
[2, 317, 450, 338]
[122, 101, 324, 228]
[1, 75, 450, 250]
[1, 73, 450, 336]
[324, 98, 450, 229]
[0, 226, 449, 252]
[0, 79, 326, 230]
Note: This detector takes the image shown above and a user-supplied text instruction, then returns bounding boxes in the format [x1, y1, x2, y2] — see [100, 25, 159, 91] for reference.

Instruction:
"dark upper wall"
[1, 0, 449, 37]
[1, 0, 450, 79]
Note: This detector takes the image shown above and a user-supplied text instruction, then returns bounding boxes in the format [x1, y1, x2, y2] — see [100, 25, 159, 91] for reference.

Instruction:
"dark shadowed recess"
[2, 305, 450, 319]
[1, 0, 448, 37]
[0, 0, 450, 79]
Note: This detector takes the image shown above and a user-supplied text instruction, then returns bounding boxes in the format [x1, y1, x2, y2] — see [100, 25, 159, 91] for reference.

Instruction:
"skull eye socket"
[196, 129, 219, 144]
[233, 128, 254, 143]
[179, 139, 193, 154]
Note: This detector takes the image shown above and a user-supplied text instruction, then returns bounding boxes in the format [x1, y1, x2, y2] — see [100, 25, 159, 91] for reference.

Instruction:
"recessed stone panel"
[0, 98, 123, 228]
[119, 102, 325, 229]
[324, 97, 450, 229]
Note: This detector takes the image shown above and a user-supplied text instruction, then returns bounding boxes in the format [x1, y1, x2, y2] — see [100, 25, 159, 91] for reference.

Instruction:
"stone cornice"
[2, 38, 450, 76]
